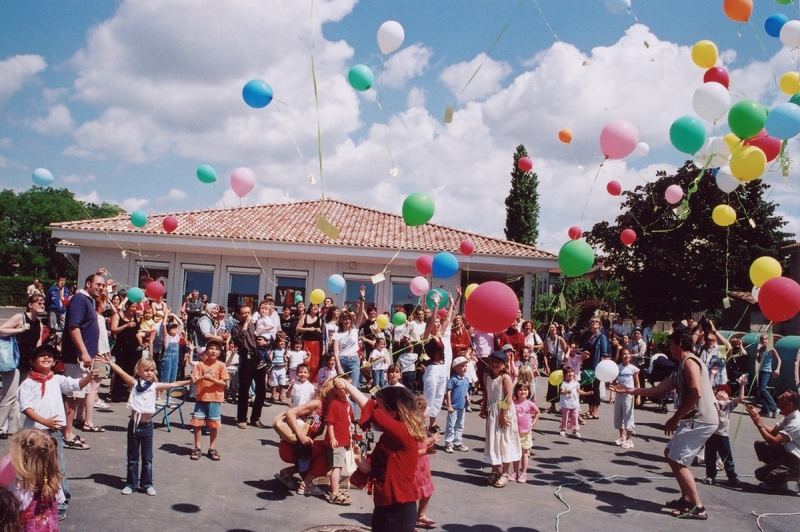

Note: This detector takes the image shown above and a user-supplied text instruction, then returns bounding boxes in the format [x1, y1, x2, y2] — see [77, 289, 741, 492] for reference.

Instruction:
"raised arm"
[97, 353, 137, 386]
[354, 286, 368, 329]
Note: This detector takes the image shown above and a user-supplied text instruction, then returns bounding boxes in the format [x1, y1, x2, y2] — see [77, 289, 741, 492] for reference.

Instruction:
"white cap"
[452, 356, 468, 368]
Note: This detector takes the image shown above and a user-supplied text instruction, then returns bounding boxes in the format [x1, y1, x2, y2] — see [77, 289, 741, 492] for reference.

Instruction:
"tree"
[534, 276, 623, 327]
[0, 187, 124, 278]
[504, 145, 540, 246]
[585, 161, 792, 320]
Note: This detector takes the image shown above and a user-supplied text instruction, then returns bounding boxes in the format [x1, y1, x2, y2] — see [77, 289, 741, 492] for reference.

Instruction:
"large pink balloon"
[416, 255, 433, 276]
[0, 454, 14, 487]
[410, 276, 429, 296]
[145, 281, 165, 300]
[758, 277, 800, 323]
[230, 167, 255, 197]
[599, 119, 639, 159]
[464, 281, 519, 333]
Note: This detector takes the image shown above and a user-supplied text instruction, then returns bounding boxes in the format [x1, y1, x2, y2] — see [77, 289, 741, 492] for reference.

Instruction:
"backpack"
[0, 334, 20, 372]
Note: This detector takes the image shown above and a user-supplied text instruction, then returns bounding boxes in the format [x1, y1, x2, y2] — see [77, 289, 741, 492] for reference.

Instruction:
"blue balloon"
[242, 79, 273, 108]
[431, 252, 459, 278]
[327, 274, 346, 294]
[711, 167, 719, 177]
[765, 102, 800, 140]
[765, 13, 789, 38]
[32, 168, 54, 186]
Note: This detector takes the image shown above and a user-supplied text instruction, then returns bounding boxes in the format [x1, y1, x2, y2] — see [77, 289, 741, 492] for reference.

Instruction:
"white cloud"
[161, 188, 186, 202]
[27, 105, 74, 135]
[42, 87, 69, 104]
[0, 54, 46, 101]
[382, 44, 432, 89]
[0, 137, 11, 149]
[74, 190, 101, 204]
[439, 53, 512, 102]
[61, 173, 97, 184]
[120, 197, 149, 213]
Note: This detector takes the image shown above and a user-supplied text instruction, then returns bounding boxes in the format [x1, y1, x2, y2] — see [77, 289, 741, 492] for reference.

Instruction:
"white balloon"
[696, 136, 730, 167]
[377, 20, 405, 55]
[634, 141, 649, 157]
[780, 20, 800, 49]
[604, 0, 631, 15]
[751, 285, 759, 302]
[692, 82, 730, 122]
[715, 166, 740, 194]
[595, 359, 619, 382]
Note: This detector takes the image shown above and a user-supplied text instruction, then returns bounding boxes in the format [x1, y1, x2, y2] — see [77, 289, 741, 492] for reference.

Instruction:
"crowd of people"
[0, 273, 799, 530]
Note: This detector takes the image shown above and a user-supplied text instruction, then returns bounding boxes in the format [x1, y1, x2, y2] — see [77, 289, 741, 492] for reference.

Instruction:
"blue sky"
[1, 0, 798, 251]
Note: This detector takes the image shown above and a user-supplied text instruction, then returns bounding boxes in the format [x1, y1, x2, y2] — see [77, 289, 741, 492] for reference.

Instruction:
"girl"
[7, 429, 63, 531]
[0, 486, 21, 532]
[97, 354, 189, 495]
[413, 396, 438, 530]
[613, 349, 640, 448]
[511, 381, 540, 483]
[369, 337, 390, 389]
[286, 338, 309, 383]
[317, 354, 337, 387]
[386, 364, 403, 387]
[269, 333, 288, 403]
[480, 351, 521, 487]
[559, 367, 591, 438]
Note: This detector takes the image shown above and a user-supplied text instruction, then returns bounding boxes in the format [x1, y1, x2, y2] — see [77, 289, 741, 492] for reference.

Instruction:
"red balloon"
[620, 228, 637, 246]
[758, 277, 800, 323]
[518, 157, 533, 172]
[460, 240, 474, 256]
[704, 66, 730, 89]
[162, 215, 178, 233]
[416, 255, 433, 276]
[464, 281, 519, 333]
[607, 180, 622, 196]
[744, 131, 781, 163]
[568, 226, 582, 240]
[145, 281, 165, 300]
[436, 308, 448, 320]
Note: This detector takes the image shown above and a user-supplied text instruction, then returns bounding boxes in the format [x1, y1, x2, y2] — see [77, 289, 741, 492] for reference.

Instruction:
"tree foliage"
[0, 187, 124, 278]
[534, 276, 623, 327]
[504, 145, 540, 246]
[585, 162, 792, 320]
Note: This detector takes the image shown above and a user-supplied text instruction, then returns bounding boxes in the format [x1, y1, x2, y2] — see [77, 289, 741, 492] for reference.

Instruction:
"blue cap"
[502, 344, 514, 352]
[489, 350, 507, 363]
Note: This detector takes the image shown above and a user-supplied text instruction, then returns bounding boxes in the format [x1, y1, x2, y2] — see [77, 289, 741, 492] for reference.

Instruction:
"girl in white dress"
[480, 351, 521, 488]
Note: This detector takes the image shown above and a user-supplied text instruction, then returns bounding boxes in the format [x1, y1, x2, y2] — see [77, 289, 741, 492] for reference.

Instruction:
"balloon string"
[579, 159, 605, 221]
[530, 0, 560, 43]
[273, 99, 316, 183]
[724, 225, 730, 305]
[747, 21, 779, 88]
[309, 0, 325, 207]
[567, 145, 581, 168]
[375, 55, 397, 176]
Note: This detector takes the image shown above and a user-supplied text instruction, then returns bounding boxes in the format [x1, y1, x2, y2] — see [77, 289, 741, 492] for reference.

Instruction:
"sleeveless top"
[674, 354, 718, 425]
[424, 336, 445, 365]
[17, 312, 42, 372]
[545, 335, 565, 365]
[112, 314, 139, 357]
[127, 381, 158, 415]
[298, 314, 321, 342]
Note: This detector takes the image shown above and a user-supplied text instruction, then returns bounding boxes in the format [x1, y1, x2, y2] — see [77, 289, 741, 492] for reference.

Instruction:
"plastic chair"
[154, 386, 187, 431]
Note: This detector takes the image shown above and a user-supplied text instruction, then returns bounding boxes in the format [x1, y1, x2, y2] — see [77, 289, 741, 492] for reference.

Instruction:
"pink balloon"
[758, 277, 800, 323]
[568, 226, 582, 240]
[607, 180, 622, 196]
[0, 454, 14, 487]
[620, 228, 637, 246]
[162, 215, 178, 233]
[416, 255, 433, 276]
[436, 308, 447, 320]
[665, 185, 684, 205]
[464, 281, 519, 333]
[145, 281, 165, 300]
[704, 66, 730, 89]
[230, 167, 255, 197]
[744, 130, 782, 163]
[459, 240, 474, 256]
[518, 157, 533, 172]
[410, 276, 429, 296]
[599, 119, 639, 159]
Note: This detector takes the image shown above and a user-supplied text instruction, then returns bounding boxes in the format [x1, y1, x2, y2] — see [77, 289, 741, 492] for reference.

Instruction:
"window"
[275, 276, 306, 310]
[137, 263, 169, 299]
[228, 273, 260, 314]
[390, 278, 415, 315]
[184, 271, 214, 300]
[344, 276, 375, 311]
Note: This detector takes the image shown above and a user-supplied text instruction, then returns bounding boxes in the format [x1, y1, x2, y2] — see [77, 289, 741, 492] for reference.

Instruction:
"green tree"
[585, 161, 792, 320]
[504, 145, 540, 246]
[534, 277, 623, 327]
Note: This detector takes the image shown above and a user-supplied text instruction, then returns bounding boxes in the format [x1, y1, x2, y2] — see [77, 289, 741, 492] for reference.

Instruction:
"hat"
[502, 344, 514, 352]
[31, 344, 59, 360]
[452, 356, 468, 368]
[489, 350, 507, 363]
[716, 384, 732, 397]
[204, 338, 224, 351]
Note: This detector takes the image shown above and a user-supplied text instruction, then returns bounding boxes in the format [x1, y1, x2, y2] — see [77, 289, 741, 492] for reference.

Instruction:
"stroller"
[642, 353, 676, 413]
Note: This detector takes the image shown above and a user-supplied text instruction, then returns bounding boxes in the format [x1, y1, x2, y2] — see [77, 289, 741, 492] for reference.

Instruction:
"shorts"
[665, 420, 716, 467]
[269, 366, 288, 387]
[92, 360, 110, 380]
[63, 363, 87, 398]
[519, 431, 533, 450]
[190, 401, 222, 429]
[327, 445, 348, 469]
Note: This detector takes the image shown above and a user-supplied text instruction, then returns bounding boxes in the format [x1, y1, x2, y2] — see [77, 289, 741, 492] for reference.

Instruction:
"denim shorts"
[191, 401, 221, 428]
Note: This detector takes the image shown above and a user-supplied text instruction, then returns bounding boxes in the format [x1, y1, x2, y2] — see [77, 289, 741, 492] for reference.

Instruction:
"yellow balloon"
[309, 288, 326, 305]
[692, 40, 718, 69]
[712, 204, 737, 227]
[548, 369, 563, 387]
[375, 314, 389, 329]
[749, 256, 782, 288]
[464, 283, 479, 299]
[729, 145, 766, 182]
[780, 72, 800, 95]
[723, 133, 740, 152]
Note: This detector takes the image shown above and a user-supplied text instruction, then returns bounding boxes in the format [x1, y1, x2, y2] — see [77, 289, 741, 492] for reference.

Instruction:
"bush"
[0, 277, 57, 306]
[652, 332, 670, 352]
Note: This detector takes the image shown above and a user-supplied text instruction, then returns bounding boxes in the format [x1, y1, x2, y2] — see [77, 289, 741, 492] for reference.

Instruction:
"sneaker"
[444, 444, 454, 454]
[559, 430, 566, 437]
[614, 438, 624, 446]
[145, 486, 156, 496]
[121, 486, 134, 495]
[465, 406, 473, 413]
[58, 510, 66, 521]
[517, 473, 528, 483]
[727, 477, 742, 487]
[622, 440, 634, 449]
[509, 471, 518, 482]
[701, 477, 715, 485]
[453, 444, 469, 452]
[716, 459, 724, 471]
[573, 431, 581, 438]
[759, 481, 789, 491]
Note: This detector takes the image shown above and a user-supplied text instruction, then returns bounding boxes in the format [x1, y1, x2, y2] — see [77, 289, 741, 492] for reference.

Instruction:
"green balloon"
[425, 288, 449, 310]
[130, 210, 148, 228]
[402, 192, 435, 226]
[790, 93, 800, 106]
[776, 0, 792, 4]
[197, 164, 216, 184]
[127, 287, 144, 304]
[728, 99, 767, 140]
[670, 116, 706, 154]
[558, 240, 594, 277]
[580, 369, 595, 386]
[392, 311, 407, 326]
[347, 64, 374, 92]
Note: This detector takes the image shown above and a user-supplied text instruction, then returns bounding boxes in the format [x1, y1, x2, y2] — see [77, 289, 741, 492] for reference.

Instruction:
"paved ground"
[1, 377, 798, 532]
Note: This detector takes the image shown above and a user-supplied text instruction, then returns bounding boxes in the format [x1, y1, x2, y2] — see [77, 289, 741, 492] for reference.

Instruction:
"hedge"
[0, 277, 59, 306]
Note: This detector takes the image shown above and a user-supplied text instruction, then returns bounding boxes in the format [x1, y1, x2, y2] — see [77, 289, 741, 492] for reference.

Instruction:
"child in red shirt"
[325, 378, 353, 505]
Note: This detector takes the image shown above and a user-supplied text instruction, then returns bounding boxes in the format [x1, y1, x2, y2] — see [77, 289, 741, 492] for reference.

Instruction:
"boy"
[325, 378, 353, 505]
[444, 356, 470, 453]
[255, 335, 272, 371]
[287, 363, 315, 407]
[386, 364, 404, 387]
[189, 339, 229, 461]
[702, 374, 747, 486]
[369, 336, 390, 389]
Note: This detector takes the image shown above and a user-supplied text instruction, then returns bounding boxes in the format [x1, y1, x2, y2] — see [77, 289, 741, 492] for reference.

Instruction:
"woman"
[521, 320, 543, 370]
[543, 323, 568, 414]
[323, 306, 340, 356]
[449, 314, 471, 357]
[333, 288, 366, 387]
[421, 291, 457, 433]
[109, 301, 140, 402]
[296, 303, 323, 381]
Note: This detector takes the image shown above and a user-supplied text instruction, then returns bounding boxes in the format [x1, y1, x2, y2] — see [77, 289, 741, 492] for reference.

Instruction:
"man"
[26, 278, 41, 298]
[747, 391, 800, 491]
[580, 317, 608, 420]
[45, 276, 70, 333]
[696, 326, 731, 389]
[279, 305, 296, 343]
[230, 304, 269, 429]
[184, 290, 204, 337]
[628, 316, 640, 337]
[615, 328, 718, 520]
[611, 315, 627, 337]
[627, 328, 648, 367]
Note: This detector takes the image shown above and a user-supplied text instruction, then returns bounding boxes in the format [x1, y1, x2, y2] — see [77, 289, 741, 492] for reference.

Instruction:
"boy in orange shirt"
[189, 339, 229, 461]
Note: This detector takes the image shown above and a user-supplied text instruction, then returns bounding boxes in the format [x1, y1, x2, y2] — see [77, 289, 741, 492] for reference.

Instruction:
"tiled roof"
[51, 199, 554, 258]
[727, 290, 757, 305]
[782, 241, 799, 251]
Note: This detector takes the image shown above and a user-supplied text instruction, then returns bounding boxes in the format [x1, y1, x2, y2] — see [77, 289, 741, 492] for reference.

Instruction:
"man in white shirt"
[747, 391, 800, 490]
[611, 315, 627, 337]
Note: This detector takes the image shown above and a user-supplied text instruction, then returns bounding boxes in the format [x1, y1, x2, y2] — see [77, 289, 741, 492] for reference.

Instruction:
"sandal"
[416, 515, 437, 529]
[488, 471, 500, 485]
[274, 471, 295, 489]
[326, 491, 352, 505]
[665, 498, 689, 510]
[493, 473, 509, 488]
[190, 448, 202, 461]
[63, 435, 90, 450]
[82, 423, 105, 433]
[94, 400, 110, 409]
[297, 482, 325, 496]
[207, 449, 221, 461]
[671, 504, 708, 520]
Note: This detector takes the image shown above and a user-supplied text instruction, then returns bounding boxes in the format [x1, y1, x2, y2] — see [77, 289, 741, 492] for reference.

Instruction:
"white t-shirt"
[617, 363, 640, 389]
[370, 348, 390, 371]
[18, 375, 81, 429]
[97, 313, 110, 354]
[560, 380, 580, 410]
[290, 380, 316, 407]
[334, 328, 360, 358]
[776, 410, 800, 459]
[714, 399, 735, 437]
[287, 349, 309, 370]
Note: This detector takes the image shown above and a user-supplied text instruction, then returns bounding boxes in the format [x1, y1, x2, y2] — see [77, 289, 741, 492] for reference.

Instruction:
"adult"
[543, 323, 568, 414]
[580, 317, 608, 420]
[628, 316, 640, 336]
[521, 320, 543, 369]
[696, 326, 731, 389]
[194, 303, 223, 351]
[78, 294, 111, 433]
[148, 292, 167, 367]
[45, 276, 70, 334]
[230, 304, 268, 429]
[627, 328, 648, 367]
[746, 391, 800, 490]
[26, 279, 41, 298]
[755, 334, 782, 418]
[615, 328, 718, 520]
[472, 328, 495, 398]
[611, 315, 627, 337]
[359, 306, 379, 359]
[183, 290, 204, 338]
[497, 322, 525, 362]
[421, 291, 457, 434]
[280, 304, 298, 345]
[109, 301, 139, 402]
[295, 303, 323, 381]
[332, 288, 366, 389]
[449, 314, 471, 357]
[725, 336, 748, 396]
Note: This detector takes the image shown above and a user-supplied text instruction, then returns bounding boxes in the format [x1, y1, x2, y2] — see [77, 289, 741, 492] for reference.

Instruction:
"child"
[254, 335, 272, 371]
[511, 381, 540, 483]
[286, 338, 309, 382]
[7, 429, 63, 531]
[255, 302, 277, 340]
[136, 307, 156, 353]
[287, 364, 315, 407]
[413, 396, 438, 530]
[0, 487, 20, 532]
[386, 364, 404, 387]
[559, 367, 591, 438]
[444, 356, 470, 453]
[702, 374, 747, 486]
[480, 351, 521, 487]
[160, 317, 183, 383]
[269, 332, 288, 403]
[613, 349, 640, 449]
[189, 339, 229, 461]
[397, 346, 418, 392]
[317, 354, 337, 387]
[369, 337, 390, 389]
[98, 354, 189, 495]
[324, 378, 354, 505]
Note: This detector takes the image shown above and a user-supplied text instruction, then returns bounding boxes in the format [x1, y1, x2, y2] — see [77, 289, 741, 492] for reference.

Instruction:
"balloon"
[558, 128, 573, 144]
[0, 454, 14, 487]
[327, 274, 345, 294]
[309, 288, 325, 305]
[691, 40, 718, 69]
[604, 0, 630, 15]
[197, 164, 216, 184]
[548, 370, 563, 386]
[127, 287, 144, 304]
[695, 136, 731, 167]
[670, 115, 707, 154]
[730, 145, 766, 181]
[607, 180, 622, 196]
[230, 167, 255, 197]
[620, 229, 637, 246]
[634, 142, 649, 157]
[32, 168, 54, 186]
[130, 210, 148, 228]
[728, 100, 767, 140]
[715, 166, 741, 193]
[568, 226, 582, 240]
[780, 72, 800, 95]
[580, 369, 596, 386]
[712, 204, 737, 226]
[723, 132, 741, 151]
[464, 283, 478, 299]
[348, 64, 374, 91]
[758, 276, 800, 322]
[464, 281, 519, 333]
[766, 13, 790, 38]
[377, 20, 405, 55]
[595, 359, 620, 382]
[431, 252, 459, 278]
[425, 288, 449, 310]
[723, 0, 752, 22]
[416, 255, 433, 276]
[402, 192, 435, 226]
[792, 93, 800, 106]
[765, 102, 800, 139]
[558, 240, 594, 277]
[744, 130, 782, 162]
[599, 119, 638, 159]
[392, 311, 407, 326]
[376, 314, 389, 330]
[437, 308, 447, 320]
[145, 281, 164, 300]
[780, 20, 800, 48]
[460, 240, 474, 256]
[162, 215, 178, 233]
[294, 292, 304, 303]
[750, 256, 783, 288]
[518, 157, 533, 172]
[410, 276, 429, 296]
[751, 286, 760, 302]
[665, 185, 684, 205]
[242, 79, 273, 108]
[704, 66, 730, 88]
[692, 83, 730, 122]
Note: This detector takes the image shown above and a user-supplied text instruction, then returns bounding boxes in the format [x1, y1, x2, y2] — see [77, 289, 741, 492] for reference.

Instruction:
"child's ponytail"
[9, 429, 62, 499]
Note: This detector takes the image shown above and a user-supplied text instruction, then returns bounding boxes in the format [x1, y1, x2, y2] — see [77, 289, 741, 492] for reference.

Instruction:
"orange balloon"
[723, 0, 752, 22]
[558, 128, 573, 144]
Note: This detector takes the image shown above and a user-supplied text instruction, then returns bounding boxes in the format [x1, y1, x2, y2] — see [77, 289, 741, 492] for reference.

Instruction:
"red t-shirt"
[450, 328, 471, 355]
[497, 329, 525, 358]
[325, 398, 353, 448]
